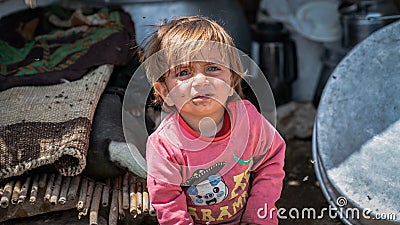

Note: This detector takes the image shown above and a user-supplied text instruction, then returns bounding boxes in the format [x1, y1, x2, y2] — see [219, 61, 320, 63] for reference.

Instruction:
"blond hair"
[140, 16, 244, 106]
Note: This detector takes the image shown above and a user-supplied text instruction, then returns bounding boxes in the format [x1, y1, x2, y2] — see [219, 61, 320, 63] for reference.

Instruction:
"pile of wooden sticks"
[0, 172, 155, 225]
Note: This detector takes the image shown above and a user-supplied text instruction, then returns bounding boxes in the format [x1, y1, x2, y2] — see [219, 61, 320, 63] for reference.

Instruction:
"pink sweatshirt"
[146, 100, 285, 225]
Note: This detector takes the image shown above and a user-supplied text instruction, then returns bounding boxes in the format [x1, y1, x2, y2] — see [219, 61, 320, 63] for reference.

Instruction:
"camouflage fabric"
[0, 5, 135, 91]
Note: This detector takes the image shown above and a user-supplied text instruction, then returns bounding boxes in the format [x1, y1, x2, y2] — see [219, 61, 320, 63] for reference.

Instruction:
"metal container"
[251, 21, 297, 106]
[313, 20, 400, 224]
[341, 13, 393, 48]
[340, 0, 399, 48]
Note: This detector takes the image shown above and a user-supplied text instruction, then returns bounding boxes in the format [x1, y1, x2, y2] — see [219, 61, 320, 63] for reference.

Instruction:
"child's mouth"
[192, 94, 212, 100]
[191, 94, 213, 105]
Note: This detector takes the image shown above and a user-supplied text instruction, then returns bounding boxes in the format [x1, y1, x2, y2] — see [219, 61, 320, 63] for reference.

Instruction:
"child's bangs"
[145, 41, 243, 83]
[165, 41, 232, 70]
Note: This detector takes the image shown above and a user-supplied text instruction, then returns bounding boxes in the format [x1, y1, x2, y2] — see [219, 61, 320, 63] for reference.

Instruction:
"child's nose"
[192, 72, 208, 86]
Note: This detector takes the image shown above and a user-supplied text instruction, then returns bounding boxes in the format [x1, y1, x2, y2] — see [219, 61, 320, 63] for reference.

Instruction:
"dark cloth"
[84, 86, 155, 180]
[0, 5, 136, 91]
[84, 91, 126, 180]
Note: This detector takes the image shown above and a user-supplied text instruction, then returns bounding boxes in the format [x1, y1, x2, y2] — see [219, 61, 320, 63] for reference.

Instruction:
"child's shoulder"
[229, 99, 259, 116]
[241, 99, 258, 110]
[229, 99, 276, 130]
[148, 112, 180, 140]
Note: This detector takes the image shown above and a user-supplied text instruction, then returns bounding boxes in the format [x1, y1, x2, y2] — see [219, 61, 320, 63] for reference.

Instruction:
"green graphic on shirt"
[233, 154, 253, 165]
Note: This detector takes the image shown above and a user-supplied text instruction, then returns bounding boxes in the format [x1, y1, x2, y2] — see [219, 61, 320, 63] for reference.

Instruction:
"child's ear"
[154, 82, 175, 107]
[228, 73, 235, 96]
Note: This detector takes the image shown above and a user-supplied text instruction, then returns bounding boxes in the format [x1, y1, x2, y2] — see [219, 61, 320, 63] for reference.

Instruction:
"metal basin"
[313, 20, 400, 224]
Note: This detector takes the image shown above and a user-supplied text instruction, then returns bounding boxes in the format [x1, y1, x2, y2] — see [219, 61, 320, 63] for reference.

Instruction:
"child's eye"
[176, 69, 190, 77]
[207, 66, 220, 72]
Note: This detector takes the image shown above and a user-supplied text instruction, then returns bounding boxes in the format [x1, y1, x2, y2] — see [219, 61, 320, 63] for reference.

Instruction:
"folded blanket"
[0, 64, 113, 179]
[0, 5, 135, 91]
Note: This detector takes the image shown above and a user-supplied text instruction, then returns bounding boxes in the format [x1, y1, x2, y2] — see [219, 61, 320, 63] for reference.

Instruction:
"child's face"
[155, 61, 233, 119]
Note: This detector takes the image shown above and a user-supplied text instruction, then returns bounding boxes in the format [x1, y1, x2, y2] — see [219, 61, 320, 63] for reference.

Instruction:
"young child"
[141, 16, 285, 225]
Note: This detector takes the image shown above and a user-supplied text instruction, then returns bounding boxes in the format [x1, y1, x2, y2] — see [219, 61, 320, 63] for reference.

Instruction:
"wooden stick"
[89, 182, 103, 225]
[117, 176, 124, 220]
[18, 176, 31, 204]
[76, 177, 88, 211]
[85, 179, 95, 212]
[149, 202, 156, 216]
[136, 179, 143, 214]
[0, 183, 4, 196]
[30, 174, 40, 204]
[143, 178, 156, 216]
[58, 176, 71, 205]
[1, 180, 15, 208]
[44, 173, 55, 201]
[67, 175, 81, 200]
[122, 173, 130, 210]
[101, 178, 110, 207]
[78, 179, 94, 219]
[143, 182, 149, 214]
[129, 175, 137, 216]
[38, 173, 48, 188]
[11, 179, 23, 204]
[50, 174, 63, 205]
[109, 177, 119, 225]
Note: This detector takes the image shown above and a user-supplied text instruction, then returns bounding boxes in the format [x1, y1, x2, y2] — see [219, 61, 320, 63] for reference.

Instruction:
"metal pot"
[339, 0, 400, 48]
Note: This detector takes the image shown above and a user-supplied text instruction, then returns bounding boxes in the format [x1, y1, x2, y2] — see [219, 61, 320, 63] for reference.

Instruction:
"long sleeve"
[147, 175, 194, 224]
[241, 121, 286, 225]
[146, 133, 194, 225]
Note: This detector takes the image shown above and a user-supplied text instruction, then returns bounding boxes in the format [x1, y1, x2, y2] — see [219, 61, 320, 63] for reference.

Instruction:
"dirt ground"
[274, 101, 343, 225]
[1, 102, 344, 225]
[278, 138, 343, 225]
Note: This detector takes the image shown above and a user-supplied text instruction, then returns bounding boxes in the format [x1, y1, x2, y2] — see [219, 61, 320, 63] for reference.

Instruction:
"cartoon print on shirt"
[182, 162, 228, 206]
